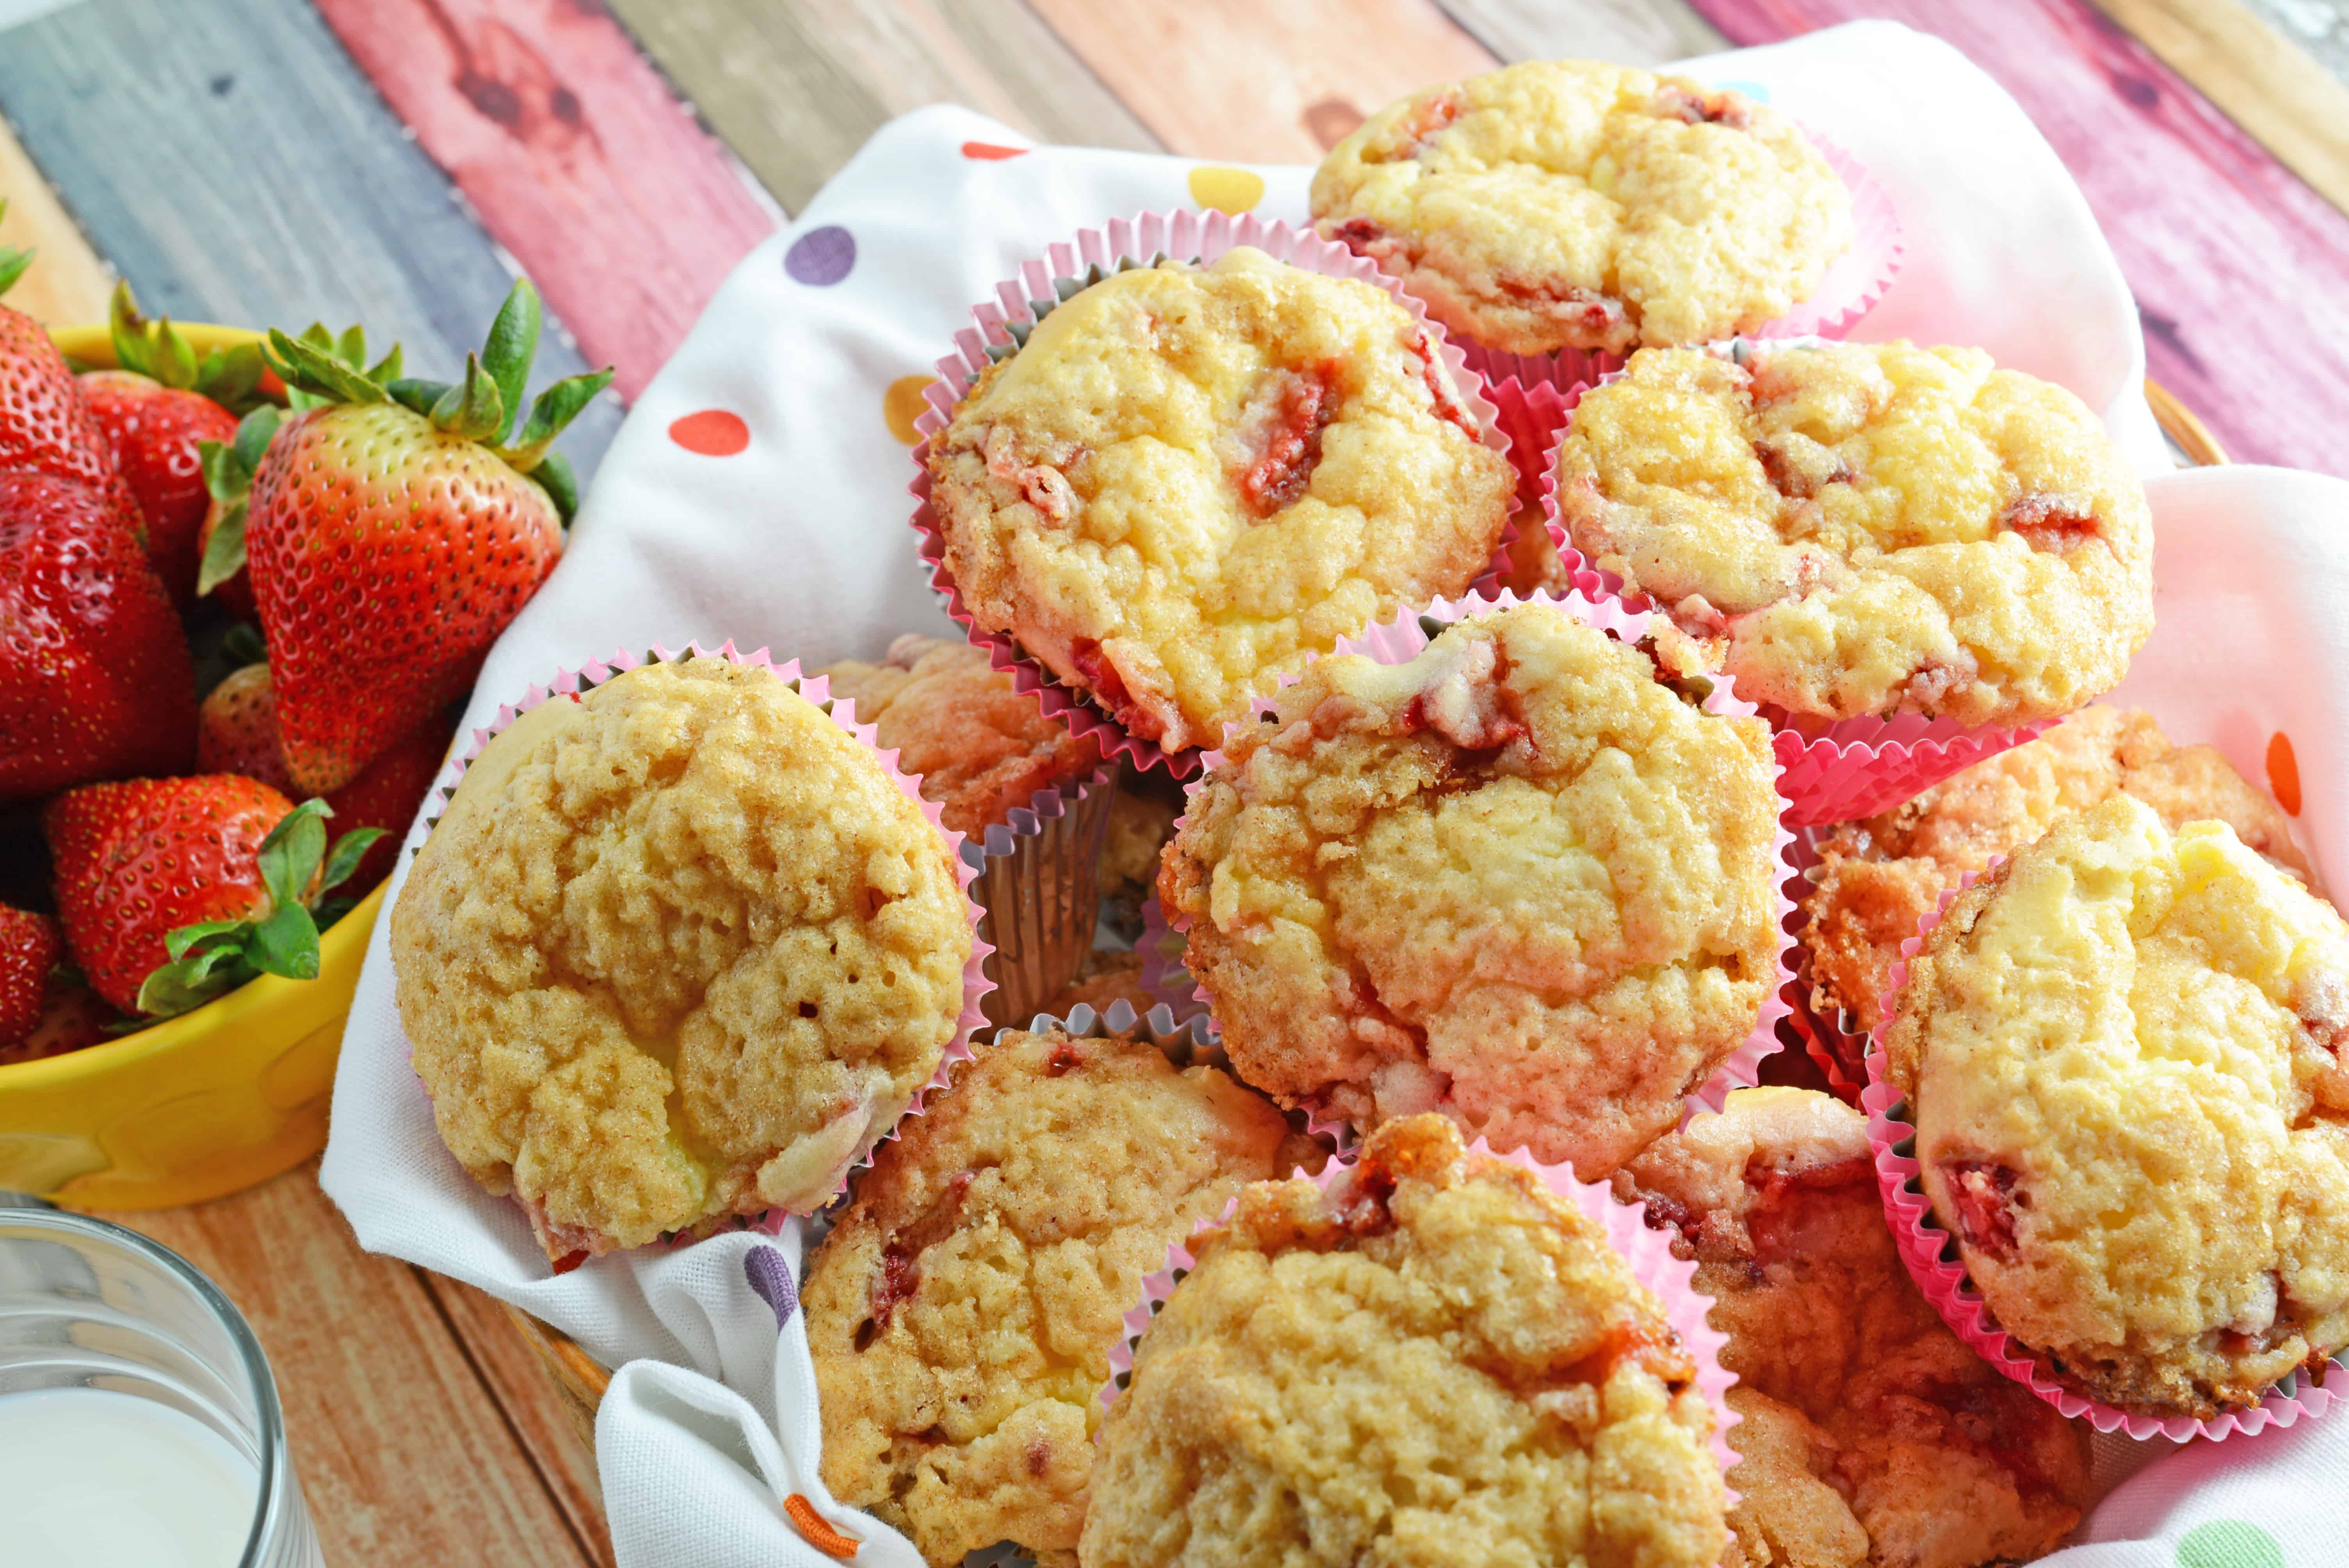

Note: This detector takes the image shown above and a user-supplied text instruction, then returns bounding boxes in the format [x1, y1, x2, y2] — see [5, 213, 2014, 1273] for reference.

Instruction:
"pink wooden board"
[313, 0, 777, 401]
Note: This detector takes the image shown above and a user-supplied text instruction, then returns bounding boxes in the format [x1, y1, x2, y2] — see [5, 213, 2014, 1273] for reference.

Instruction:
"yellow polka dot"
[883, 374, 935, 445]
[1188, 166, 1265, 215]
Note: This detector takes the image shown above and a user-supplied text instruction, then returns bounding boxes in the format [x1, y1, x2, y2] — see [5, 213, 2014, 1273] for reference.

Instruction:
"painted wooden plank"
[0, 0, 618, 474]
[1020, 0, 1500, 162]
[102, 1166, 598, 1568]
[1686, 0, 2349, 478]
[421, 1271, 615, 1566]
[310, 0, 775, 403]
[608, 0, 1163, 217]
[1435, 0, 1727, 68]
[0, 110, 111, 326]
[2090, 0, 2349, 218]
[2238, 0, 2349, 90]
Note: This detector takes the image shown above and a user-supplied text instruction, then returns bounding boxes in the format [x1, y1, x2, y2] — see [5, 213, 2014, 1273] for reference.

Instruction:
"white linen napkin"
[321, 20, 2338, 1564]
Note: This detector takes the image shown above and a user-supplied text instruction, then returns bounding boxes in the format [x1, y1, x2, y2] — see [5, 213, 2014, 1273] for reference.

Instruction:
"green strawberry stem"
[105, 281, 273, 412]
[257, 277, 612, 521]
[135, 798, 386, 1019]
[194, 405, 280, 597]
[0, 200, 29, 297]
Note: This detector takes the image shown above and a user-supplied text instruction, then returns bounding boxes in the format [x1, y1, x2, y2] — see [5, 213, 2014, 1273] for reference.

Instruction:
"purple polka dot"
[784, 226, 856, 286]
[745, 1245, 799, 1330]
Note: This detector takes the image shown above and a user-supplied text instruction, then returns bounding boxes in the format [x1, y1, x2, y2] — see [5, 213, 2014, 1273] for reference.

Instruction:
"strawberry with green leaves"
[78, 283, 268, 606]
[221, 280, 609, 793]
[0, 208, 143, 536]
[196, 659, 451, 895]
[43, 775, 383, 1019]
[0, 469, 198, 801]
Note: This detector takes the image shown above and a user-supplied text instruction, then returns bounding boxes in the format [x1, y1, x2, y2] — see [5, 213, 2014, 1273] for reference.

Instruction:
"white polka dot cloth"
[319, 19, 2349, 1567]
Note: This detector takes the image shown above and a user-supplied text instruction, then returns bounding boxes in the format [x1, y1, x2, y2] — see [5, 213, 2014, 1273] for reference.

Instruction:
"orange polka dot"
[962, 141, 1027, 160]
[2267, 731, 2302, 816]
[669, 408, 749, 456]
[883, 375, 935, 446]
[1188, 166, 1265, 214]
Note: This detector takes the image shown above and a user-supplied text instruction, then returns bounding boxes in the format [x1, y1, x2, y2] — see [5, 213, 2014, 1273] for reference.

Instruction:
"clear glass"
[0, 1197, 322, 1567]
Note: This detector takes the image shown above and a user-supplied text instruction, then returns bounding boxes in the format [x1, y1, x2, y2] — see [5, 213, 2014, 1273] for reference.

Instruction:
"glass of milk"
[0, 1199, 323, 1568]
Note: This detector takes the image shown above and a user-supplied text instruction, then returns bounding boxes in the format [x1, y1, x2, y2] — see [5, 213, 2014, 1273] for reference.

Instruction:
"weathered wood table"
[2, 0, 2344, 1560]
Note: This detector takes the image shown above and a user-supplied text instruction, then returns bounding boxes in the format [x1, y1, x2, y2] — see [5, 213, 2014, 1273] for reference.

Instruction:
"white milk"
[0, 1386, 258, 1567]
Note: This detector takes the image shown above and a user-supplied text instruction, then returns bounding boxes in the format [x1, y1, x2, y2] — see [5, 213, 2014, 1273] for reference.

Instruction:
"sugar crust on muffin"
[1556, 342, 2155, 727]
[804, 1023, 1319, 1567]
[1082, 1113, 1729, 1568]
[928, 246, 1515, 754]
[1312, 59, 1854, 356]
[1618, 1086, 2089, 1568]
[390, 657, 971, 1263]
[1161, 600, 1781, 1176]
[1800, 704, 2309, 1036]
[1886, 795, 2349, 1417]
[819, 633, 1101, 838]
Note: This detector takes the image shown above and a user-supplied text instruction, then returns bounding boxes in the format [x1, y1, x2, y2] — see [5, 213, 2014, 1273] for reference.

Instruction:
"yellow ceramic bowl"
[0, 322, 376, 1210]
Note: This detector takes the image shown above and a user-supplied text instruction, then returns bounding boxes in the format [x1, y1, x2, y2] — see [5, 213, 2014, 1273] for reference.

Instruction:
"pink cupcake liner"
[1859, 867, 2342, 1441]
[966, 763, 1117, 1029]
[415, 640, 995, 1268]
[1545, 336, 2051, 826]
[1135, 891, 1208, 1029]
[1155, 588, 1797, 1146]
[909, 208, 1518, 779]
[1098, 1133, 1744, 1501]
[1780, 829, 1870, 1107]
[1484, 376, 1602, 602]
[1454, 133, 1901, 393]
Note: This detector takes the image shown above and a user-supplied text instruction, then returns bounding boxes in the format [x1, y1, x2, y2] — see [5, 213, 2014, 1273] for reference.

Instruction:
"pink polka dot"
[961, 141, 1027, 160]
[669, 409, 750, 456]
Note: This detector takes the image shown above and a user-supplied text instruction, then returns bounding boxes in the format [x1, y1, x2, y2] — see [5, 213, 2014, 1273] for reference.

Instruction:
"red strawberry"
[320, 713, 451, 894]
[0, 209, 144, 538]
[0, 976, 116, 1066]
[196, 661, 294, 792]
[244, 281, 608, 792]
[0, 470, 198, 802]
[43, 775, 383, 1018]
[81, 372, 237, 606]
[0, 902, 61, 1046]
[196, 660, 451, 894]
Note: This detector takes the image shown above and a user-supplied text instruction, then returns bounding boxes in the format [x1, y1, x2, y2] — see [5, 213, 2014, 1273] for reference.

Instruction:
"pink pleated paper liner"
[1780, 829, 1870, 1107]
[416, 640, 996, 1271]
[909, 208, 1517, 779]
[1153, 588, 1796, 1130]
[1484, 375, 1602, 600]
[1097, 1133, 1745, 1496]
[1859, 868, 2342, 1441]
[1453, 133, 1902, 394]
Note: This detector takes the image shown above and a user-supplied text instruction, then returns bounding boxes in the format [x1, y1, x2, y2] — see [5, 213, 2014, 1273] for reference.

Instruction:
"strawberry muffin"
[1162, 600, 1781, 1176]
[1618, 1087, 2089, 1568]
[1800, 705, 2308, 1053]
[818, 633, 1101, 839]
[1083, 1114, 1729, 1568]
[1885, 795, 2349, 1418]
[1312, 60, 1854, 356]
[804, 1020, 1320, 1567]
[927, 246, 1515, 755]
[390, 656, 972, 1269]
[1556, 342, 2154, 728]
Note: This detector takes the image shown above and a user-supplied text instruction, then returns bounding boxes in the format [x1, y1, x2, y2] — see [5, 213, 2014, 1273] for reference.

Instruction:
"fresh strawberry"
[237, 282, 608, 792]
[196, 660, 451, 894]
[0, 902, 61, 1046]
[196, 661, 294, 792]
[78, 285, 265, 606]
[0, 470, 198, 802]
[44, 777, 383, 1018]
[319, 713, 451, 894]
[0, 975, 116, 1066]
[0, 207, 144, 538]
